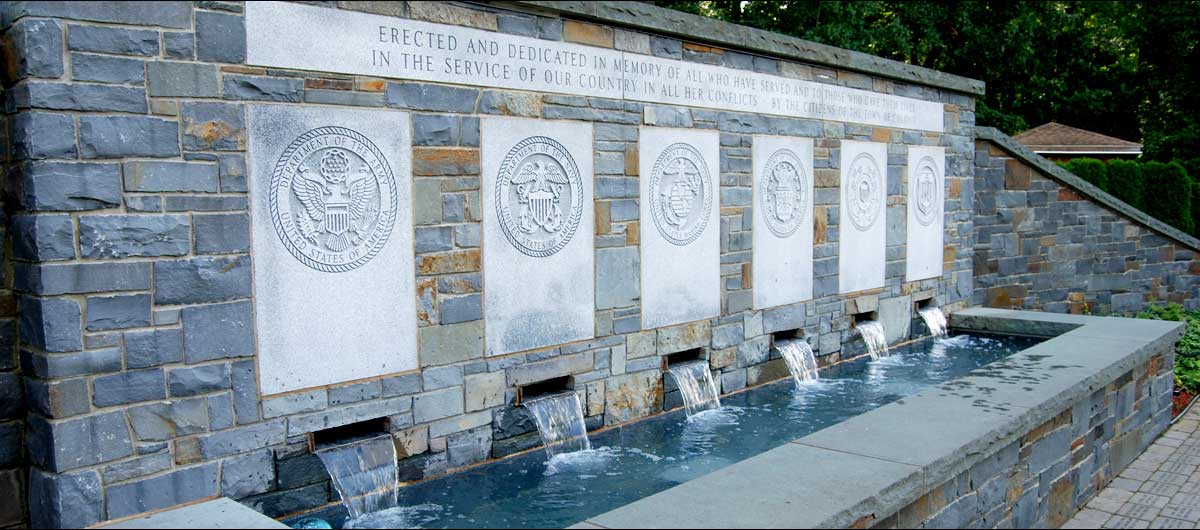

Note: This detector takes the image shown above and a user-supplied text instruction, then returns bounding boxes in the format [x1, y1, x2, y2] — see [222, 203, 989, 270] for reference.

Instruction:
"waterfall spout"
[918, 306, 948, 337]
[776, 338, 819, 387]
[666, 360, 722, 417]
[522, 391, 591, 459]
[316, 434, 399, 520]
[855, 321, 889, 360]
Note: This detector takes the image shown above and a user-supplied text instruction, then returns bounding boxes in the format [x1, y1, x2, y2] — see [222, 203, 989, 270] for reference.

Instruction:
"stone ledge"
[573, 308, 1182, 528]
[977, 126, 1200, 252]
[510, 1, 985, 96]
[95, 497, 287, 529]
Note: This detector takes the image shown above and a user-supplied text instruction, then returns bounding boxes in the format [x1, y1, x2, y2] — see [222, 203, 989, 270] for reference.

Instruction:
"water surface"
[293, 333, 1040, 529]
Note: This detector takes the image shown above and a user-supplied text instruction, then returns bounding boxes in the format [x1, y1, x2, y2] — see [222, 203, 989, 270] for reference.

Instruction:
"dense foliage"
[1056, 157, 1196, 235]
[1106, 159, 1144, 210]
[657, 1, 1200, 165]
[1137, 304, 1200, 393]
[1063, 158, 1108, 191]
[1143, 162, 1194, 234]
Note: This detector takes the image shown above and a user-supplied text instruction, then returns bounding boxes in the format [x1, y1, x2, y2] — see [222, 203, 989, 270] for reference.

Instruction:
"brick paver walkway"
[1065, 405, 1200, 529]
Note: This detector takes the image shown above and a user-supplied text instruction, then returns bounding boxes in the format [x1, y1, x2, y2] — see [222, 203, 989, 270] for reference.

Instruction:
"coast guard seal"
[496, 136, 584, 258]
[760, 149, 808, 238]
[270, 126, 397, 273]
[650, 143, 712, 246]
[845, 152, 884, 231]
[912, 156, 940, 227]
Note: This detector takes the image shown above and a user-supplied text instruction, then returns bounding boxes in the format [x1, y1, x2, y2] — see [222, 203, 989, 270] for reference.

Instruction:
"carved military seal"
[912, 156, 940, 227]
[270, 126, 397, 273]
[760, 149, 808, 238]
[845, 152, 884, 231]
[496, 136, 584, 258]
[650, 143, 712, 246]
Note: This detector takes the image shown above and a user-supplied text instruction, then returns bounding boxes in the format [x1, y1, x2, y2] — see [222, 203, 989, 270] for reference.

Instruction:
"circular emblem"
[650, 143, 712, 246]
[845, 152, 884, 231]
[912, 156, 940, 227]
[496, 136, 584, 258]
[759, 149, 808, 238]
[270, 126, 397, 273]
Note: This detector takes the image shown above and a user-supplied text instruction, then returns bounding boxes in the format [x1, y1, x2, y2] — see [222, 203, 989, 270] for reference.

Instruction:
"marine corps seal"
[650, 143, 712, 246]
[846, 152, 884, 231]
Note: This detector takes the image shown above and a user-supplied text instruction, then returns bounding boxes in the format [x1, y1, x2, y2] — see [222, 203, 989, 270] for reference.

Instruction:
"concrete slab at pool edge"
[96, 498, 287, 529]
[570, 308, 1185, 529]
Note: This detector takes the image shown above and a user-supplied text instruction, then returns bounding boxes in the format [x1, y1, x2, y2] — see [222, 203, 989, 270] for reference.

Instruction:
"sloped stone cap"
[513, 1, 986, 96]
[978, 126, 1200, 251]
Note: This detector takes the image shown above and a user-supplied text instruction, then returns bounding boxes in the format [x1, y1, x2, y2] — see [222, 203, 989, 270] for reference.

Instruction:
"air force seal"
[912, 156, 940, 227]
[496, 136, 584, 258]
[650, 143, 712, 246]
[270, 126, 397, 273]
[846, 152, 884, 232]
[760, 149, 808, 238]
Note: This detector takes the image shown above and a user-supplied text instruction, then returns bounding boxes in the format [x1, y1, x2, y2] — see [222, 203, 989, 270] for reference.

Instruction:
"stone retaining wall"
[0, 1, 978, 527]
[974, 128, 1200, 315]
[880, 348, 1173, 528]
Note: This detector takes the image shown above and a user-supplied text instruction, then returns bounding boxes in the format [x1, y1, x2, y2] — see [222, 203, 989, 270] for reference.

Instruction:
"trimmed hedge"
[1142, 161, 1194, 234]
[1064, 158, 1109, 191]
[1107, 159, 1144, 210]
[1055, 157, 1197, 237]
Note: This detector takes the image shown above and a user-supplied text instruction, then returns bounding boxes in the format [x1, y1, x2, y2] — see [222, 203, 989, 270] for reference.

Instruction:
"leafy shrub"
[1142, 161, 1195, 234]
[1064, 158, 1109, 191]
[1193, 181, 1200, 238]
[1137, 303, 1200, 392]
[1106, 159, 1144, 210]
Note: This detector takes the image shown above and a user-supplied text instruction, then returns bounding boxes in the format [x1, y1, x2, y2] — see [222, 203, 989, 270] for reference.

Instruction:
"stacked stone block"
[974, 140, 1200, 315]
[2, 1, 977, 527]
[873, 346, 1174, 528]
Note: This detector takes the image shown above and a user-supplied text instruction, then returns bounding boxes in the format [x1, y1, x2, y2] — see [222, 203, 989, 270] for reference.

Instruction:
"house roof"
[1013, 122, 1142, 155]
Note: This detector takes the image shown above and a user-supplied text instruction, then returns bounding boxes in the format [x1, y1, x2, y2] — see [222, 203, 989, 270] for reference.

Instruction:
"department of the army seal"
[845, 152, 884, 231]
[270, 126, 397, 273]
[496, 136, 584, 258]
[912, 156, 940, 227]
[650, 143, 712, 246]
[760, 148, 808, 238]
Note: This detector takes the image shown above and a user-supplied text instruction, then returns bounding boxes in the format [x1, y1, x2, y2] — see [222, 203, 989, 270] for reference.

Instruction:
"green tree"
[1063, 158, 1109, 191]
[1142, 161, 1194, 234]
[1106, 159, 1144, 210]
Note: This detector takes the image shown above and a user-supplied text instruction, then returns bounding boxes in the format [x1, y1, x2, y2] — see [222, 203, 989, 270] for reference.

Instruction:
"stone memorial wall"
[0, 1, 981, 526]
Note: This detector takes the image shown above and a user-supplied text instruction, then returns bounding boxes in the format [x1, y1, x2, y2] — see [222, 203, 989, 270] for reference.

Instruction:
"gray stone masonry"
[974, 134, 1200, 315]
[1065, 407, 1200, 529]
[0, 0, 986, 527]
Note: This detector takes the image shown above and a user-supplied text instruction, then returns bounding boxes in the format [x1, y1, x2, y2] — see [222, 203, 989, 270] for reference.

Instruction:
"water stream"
[776, 338, 819, 386]
[919, 306, 949, 337]
[666, 360, 722, 417]
[522, 391, 592, 459]
[855, 321, 889, 360]
[315, 435, 400, 520]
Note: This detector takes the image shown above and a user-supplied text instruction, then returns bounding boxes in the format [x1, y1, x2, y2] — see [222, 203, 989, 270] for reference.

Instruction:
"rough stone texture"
[181, 301, 254, 363]
[21, 161, 121, 211]
[79, 116, 180, 158]
[79, 215, 191, 258]
[181, 102, 246, 151]
[12, 214, 75, 261]
[147, 61, 219, 97]
[12, 111, 76, 160]
[105, 463, 219, 519]
[154, 256, 251, 305]
[974, 135, 1200, 314]
[123, 160, 219, 193]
